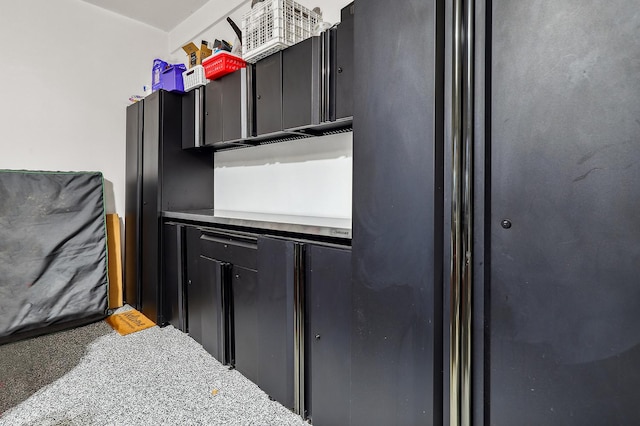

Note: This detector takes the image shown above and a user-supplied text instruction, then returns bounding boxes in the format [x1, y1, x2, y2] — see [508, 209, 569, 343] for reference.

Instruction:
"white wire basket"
[182, 65, 208, 91]
[242, 0, 322, 63]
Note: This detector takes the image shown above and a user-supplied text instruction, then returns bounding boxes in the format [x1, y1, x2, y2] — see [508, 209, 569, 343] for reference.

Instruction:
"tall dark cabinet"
[481, 1, 640, 424]
[125, 90, 214, 324]
[351, 1, 444, 425]
[351, 0, 640, 424]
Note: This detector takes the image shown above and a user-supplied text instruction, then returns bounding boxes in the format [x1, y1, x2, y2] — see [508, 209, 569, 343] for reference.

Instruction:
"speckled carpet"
[0, 307, 307, 426]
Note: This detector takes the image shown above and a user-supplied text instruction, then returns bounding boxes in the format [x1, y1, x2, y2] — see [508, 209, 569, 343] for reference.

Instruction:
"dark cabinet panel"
[305, 244, 351, 426]
[256, 236, 296, 410]
[335, 3, 354, 120]
[221, 71, 243, 141]
[125, 101, 142, 309]
[255, 52, 283, 136]
[185, 226, 201, 336]
[282, 37, 321, 130]
[351, 0, 443, 425]
[487, 2, 640, 424]
[181, 87, 206, 149]
[191, 256, 229, 363]
[204, 82, 223, 145]
[163, 223, 186, 332]
[200, 231, 258, 270]
[231, 265, 259, 384]
[141, 92, 161, 324]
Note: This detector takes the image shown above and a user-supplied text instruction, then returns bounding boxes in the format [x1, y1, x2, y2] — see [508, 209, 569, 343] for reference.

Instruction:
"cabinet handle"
[188, 279, 192, 285]
[337, 67, 343, 74]
[257, 94, 262, 100]
[315, 334, 321, 340]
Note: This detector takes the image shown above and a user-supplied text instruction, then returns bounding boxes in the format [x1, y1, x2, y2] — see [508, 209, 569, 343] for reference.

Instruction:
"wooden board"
[106, 214, 123, 309]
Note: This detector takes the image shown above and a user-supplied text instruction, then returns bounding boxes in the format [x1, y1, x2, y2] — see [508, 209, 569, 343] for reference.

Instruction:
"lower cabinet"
[305, 243, 352, 425]
[162, 221, 351, 423]
[256, 236, 297, 410]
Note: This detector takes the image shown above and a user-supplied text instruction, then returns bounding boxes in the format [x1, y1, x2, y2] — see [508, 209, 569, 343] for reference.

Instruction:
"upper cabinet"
[333, 3, 354, 121]
[255, 52, 284, 137]
[182, 2, 354, 151]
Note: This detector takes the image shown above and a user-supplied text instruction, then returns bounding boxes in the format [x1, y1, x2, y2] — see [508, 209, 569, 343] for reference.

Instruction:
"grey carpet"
[0, 321, 113, 415]
[0, 308, 308, 426]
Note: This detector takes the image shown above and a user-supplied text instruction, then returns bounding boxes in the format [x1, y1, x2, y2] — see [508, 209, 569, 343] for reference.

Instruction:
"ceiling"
[81, 0, 211, 31]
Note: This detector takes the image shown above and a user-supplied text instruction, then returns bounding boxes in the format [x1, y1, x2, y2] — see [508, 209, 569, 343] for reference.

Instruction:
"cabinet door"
[140, 91, 161, 324]
[256, 236, 296, 410]
[282, 37, 321, 130]
[204, 81, 223, 145]
[124, 101, 142, 309]
[231, 265, 258, 384]
[162, 223, 186, 332]
[255, 52, 282, 136]
[221, 71, 242, 142]
[486, 2, 640, 424]
[335, 3, 354, 120]
[184, 226, 201, 336]
[305, 244, 351, 425]
[191, 255, 229, 364]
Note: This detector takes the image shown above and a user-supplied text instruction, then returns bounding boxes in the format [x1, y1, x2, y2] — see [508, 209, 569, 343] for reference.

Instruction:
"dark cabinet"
[334, 2, 354, 121]
[304, 243, 351, 425]
[162, 223, 352, 419]
[184, 226, 233, 364]
[203, 70, 247, 145]
[255, 52, 283, 136]
[125, 90, 214, 325]
[282, 36, 322, 130]
[194, 229, 258, 367]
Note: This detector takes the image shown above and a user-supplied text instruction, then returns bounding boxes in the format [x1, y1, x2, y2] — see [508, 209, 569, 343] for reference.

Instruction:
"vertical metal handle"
[293, 244, 305, 416]
[452, 0, 474, 424]
[194, 88, 204, 147]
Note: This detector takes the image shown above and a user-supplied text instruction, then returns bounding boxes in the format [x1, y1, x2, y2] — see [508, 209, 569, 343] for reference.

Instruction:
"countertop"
[162, 209, 352, 240]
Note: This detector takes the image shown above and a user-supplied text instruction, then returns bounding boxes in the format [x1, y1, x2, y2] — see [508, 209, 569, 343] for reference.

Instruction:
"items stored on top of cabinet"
[242, 0, 322, 63]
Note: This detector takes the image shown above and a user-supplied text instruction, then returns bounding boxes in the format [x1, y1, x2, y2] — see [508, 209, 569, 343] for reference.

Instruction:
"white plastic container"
[182, 65, 208, 91]
[242, 0, 322, 63]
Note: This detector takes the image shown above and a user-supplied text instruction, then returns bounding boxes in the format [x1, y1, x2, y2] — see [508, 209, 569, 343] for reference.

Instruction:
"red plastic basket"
[202, 52, 246, 80]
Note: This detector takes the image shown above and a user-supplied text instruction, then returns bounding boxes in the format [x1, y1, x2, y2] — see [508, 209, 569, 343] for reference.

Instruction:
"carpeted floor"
[0, 308, 308, 426]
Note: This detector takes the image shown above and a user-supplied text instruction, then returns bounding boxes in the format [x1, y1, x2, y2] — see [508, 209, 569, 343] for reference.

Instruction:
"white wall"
[214, 134, 352, 218]
[0, 0, 168, 217]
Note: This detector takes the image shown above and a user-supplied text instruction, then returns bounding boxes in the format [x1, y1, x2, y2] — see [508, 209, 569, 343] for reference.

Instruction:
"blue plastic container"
[159, 64, 187, 92]
[151, 59, 168, 91]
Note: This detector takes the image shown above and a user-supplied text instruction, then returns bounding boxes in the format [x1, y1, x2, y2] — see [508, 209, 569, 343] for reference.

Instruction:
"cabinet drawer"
[200, 230, 258, 270]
